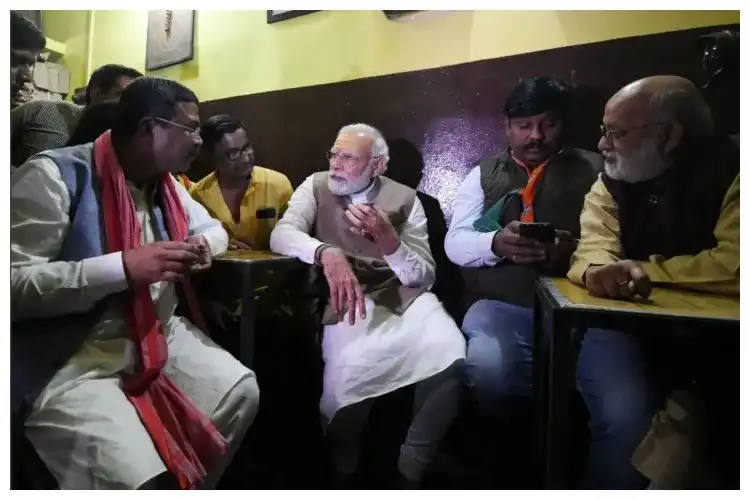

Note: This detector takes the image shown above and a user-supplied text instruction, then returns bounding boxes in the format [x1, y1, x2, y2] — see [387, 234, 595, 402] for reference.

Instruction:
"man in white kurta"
[11, 79, 259, 490]
[270, 123, 466, 487]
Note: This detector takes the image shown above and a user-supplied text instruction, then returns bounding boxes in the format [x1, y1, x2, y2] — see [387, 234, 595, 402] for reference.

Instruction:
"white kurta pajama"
[11, 157, 258, 489]
[270, 174, 466, 421]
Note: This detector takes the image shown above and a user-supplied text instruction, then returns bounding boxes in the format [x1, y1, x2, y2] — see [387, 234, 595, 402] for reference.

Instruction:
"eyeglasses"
[600, 122, 665, 141]
[154, 117, 201, 137]
[226, 146, 254, 161]
[326, 150, 382, 165]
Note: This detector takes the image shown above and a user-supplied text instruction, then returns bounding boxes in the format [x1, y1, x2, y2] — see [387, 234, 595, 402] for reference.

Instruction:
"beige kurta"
[11, 156, 253, 489]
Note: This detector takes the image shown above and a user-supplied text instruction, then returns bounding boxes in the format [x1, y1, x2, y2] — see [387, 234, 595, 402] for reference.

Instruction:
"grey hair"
[649, 85, 715, 140]
[338, 123, 390, 164]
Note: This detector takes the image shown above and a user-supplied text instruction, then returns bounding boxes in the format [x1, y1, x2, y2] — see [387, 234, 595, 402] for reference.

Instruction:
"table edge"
[538, 276, 739, 324]
[214, 255, 303, 265]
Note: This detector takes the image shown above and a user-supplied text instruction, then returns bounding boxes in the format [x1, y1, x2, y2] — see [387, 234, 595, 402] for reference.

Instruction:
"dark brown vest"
[462, 148, 603, 308]
[311, 172, 426, 324]
[601, 137, 739, 262]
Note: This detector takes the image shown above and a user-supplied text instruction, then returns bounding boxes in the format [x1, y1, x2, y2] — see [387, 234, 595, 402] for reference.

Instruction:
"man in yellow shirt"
[567, 75, 739, 488]
[569, 75, 739, 298]
[189, 114, 293, 250]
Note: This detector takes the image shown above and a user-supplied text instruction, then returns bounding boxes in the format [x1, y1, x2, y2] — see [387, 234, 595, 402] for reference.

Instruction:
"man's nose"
[529, 125, 544, 141]
[18, 64, 34, 84]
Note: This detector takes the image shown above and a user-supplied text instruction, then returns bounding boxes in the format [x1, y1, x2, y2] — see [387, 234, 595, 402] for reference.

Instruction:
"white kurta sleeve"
[171, 175, 229, 257]
[269, 174, 326, 264]
[444, 165, 502, 268]
[383, 196, 436, 289]
[11, 157, 129, 321]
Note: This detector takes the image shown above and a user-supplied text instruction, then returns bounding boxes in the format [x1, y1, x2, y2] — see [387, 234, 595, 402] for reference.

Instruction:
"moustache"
[524, 142, 546, 150]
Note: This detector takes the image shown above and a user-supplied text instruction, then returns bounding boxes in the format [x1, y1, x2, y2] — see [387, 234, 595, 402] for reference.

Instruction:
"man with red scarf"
[11, 77, 259, 489]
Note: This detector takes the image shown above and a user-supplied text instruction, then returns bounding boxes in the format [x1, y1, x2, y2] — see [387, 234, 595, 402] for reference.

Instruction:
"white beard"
[604, 136, 672, 184]
[328, 163, 376, 195]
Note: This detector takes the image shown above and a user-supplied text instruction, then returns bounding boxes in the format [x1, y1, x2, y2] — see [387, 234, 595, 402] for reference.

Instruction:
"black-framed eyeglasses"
[226, 145, 254, 161]
[154, 117, 201, 137]
[600, 122, 665, 141]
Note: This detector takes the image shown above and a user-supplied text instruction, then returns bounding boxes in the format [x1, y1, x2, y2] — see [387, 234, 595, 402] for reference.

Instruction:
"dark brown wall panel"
[198, 24, 739, 220]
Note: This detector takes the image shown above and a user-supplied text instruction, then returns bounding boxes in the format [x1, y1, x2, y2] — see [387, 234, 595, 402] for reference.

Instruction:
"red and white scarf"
[93, 130, 226, 489]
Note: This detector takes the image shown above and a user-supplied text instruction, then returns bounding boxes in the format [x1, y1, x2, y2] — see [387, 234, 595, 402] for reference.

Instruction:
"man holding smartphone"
[445, 77, 652, 488]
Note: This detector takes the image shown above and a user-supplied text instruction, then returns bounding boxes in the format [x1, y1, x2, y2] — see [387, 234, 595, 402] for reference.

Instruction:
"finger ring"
[618, 280, 629, 286]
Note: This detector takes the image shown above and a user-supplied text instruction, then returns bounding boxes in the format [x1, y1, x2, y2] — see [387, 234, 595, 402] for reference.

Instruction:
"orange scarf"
[93, 131, 226, 489]
[511, 151, 560, 222]
[177, 173, 194, 189]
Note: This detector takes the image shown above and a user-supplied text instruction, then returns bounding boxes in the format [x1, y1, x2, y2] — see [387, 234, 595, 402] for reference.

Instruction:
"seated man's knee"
[213, 375, 260, 436]
[234, 376, 260, 419]
[462, 300, 528, 404]
[462, 299, 501, 335]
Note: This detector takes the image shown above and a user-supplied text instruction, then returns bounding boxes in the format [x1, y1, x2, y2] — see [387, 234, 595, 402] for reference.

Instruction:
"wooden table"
[532, 276, 740, 488]
[211, 251, 308, 368]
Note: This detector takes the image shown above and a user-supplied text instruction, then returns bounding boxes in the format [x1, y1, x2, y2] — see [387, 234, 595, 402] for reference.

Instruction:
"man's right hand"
[319, 246, 366, 325]
[492, 221, 547, 264]
[122, 241, 202, 288]
[583, 260, 652, 300]
[228, 238, 252, 251]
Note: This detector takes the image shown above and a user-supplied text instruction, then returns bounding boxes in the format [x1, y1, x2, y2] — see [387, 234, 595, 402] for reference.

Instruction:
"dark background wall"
[199, 24, 739, 221]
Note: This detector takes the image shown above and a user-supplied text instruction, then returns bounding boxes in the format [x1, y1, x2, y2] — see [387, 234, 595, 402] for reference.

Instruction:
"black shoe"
[397, 473, 420, 490]
[331, 471, 357, 490]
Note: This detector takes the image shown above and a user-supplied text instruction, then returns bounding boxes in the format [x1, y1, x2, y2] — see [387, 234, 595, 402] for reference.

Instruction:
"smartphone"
[256, 207, 277, 219]
[519, 222, 555, 243]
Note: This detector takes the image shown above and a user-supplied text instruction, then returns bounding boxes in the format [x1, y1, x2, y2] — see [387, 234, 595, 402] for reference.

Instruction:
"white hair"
[604, 135, 672, 183]
[338, 123, 390, 164]
[649, 85, 715, 140]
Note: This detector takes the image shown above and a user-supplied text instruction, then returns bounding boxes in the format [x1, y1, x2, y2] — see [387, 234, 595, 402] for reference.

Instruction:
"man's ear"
[88, 86, 101, 104]
[374, 157, 388, 176]
[135, 117, 155, 141]
[662, 122, 684, 154]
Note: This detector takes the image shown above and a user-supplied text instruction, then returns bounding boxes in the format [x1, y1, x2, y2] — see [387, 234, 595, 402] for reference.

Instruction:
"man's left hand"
[185, 235, 212, 272]
[345, 203, 400, 256]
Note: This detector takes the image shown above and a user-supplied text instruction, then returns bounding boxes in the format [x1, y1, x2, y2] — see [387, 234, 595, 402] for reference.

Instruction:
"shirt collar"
[348, 176, 380, 203]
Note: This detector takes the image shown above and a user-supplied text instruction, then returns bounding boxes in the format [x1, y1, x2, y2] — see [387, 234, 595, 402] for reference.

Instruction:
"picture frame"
[146, 10, 196, 71]
[267, 10, 318, 24]
[383, 11, 419, 20]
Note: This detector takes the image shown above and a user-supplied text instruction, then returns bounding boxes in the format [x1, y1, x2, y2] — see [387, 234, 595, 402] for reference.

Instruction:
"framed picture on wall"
[383, 11, 419, 20]
[146, 10, 196, 71]
[267, 10, 318, 24]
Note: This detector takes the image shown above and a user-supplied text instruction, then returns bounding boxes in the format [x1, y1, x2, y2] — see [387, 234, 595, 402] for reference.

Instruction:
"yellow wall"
[45, 10, 739, 102]
[42, 10, 91, 95]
